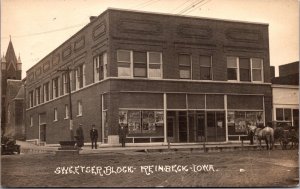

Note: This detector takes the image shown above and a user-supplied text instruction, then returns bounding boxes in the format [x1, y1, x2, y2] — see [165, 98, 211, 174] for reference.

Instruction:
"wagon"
[1, 137, 20, 155]
[273, 121, 298, 150]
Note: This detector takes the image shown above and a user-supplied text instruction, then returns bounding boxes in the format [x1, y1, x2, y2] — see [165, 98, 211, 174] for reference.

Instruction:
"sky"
[1, 0, 299, 79]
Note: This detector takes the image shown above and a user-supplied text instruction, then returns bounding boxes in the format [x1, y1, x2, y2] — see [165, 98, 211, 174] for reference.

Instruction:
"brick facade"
[25, 9, 272, 145]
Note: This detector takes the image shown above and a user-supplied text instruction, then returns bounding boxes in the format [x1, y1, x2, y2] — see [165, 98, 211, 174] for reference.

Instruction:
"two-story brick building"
[25, 9, 272, 145]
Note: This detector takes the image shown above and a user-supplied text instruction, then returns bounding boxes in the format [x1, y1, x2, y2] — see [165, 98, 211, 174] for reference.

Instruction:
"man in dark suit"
[119, 125, 128, 147]
[90, 124, 98, 149]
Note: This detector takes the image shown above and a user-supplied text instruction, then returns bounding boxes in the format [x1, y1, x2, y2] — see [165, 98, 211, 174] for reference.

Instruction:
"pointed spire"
[5, 38, 18, 66]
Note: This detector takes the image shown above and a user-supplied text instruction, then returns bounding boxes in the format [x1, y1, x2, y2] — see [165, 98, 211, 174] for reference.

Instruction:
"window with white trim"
[52, 77, 59, 99]
[29, 91, 34, 108]
[133, 51, 147, 78]
[43, 82, 50, 102]
[75, 65, 84, 89]
[35, 87, 41, 105]
[227, 56, 238, 81]
[227, 56, 264, 82]
[179, 54, 191, 79]
[199, 55, 212, 80]
[62, 73, 69, 95]
[239, 58, 251, 82]
[117, 50, 131, 77]
[30, 115, 33, 127]
[77, 101, 82, 116]
[93, 53, 107, 82]
[65, 104, 69, 119]
[251, 58, 263, 82]
[148, 52, 162, 78]
[54, 108, 58, 121]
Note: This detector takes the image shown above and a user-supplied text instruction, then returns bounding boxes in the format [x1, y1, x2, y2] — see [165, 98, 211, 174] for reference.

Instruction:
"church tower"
[1, 38, 22, 134]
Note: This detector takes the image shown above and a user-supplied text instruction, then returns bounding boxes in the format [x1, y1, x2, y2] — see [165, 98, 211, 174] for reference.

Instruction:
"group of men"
[75, 124, 128, 149]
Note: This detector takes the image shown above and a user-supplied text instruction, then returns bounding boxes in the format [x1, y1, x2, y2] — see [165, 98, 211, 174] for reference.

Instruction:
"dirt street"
[1, 149, 299, 187]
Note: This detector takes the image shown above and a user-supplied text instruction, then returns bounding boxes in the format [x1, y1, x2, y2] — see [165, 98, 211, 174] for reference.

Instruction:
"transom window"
[179, 54, 191, 79]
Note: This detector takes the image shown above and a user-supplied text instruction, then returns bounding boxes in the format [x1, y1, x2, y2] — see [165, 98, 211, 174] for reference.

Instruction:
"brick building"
[25, 9, 272, 145]
[1, 39, 23, 136]
[271, 62, 299, 128]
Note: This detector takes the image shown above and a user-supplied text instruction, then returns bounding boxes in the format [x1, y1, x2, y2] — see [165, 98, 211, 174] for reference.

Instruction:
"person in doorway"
[119, 125, 128, 147]
[90, 124, 98, 149]
[76, 124, 84, 150]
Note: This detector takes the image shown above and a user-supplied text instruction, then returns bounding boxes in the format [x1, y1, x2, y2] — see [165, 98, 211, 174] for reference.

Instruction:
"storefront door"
[196, 111, 206, 142]
[206, 111, 226, 142]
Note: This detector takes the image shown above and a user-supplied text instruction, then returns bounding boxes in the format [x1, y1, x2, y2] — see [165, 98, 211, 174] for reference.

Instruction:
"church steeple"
[2, 38, 22, 79]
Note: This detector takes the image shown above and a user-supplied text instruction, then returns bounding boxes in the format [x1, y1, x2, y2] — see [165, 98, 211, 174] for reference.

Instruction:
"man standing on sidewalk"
[90, 124, 98, 149]
[119, 125, 128, 147]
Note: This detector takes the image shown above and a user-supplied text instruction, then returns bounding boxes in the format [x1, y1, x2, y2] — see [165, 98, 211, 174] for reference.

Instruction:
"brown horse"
[249, 126, 274, 150]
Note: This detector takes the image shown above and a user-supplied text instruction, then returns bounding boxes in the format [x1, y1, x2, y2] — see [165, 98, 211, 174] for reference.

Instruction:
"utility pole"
[57, 67, 74, 141]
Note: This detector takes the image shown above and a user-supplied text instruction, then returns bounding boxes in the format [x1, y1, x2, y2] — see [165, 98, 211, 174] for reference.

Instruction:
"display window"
[119, 110, 164, 136]
[228, 111, 264, 136]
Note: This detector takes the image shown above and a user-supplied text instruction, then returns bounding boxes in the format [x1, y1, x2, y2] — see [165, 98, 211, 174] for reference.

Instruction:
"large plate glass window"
[179, 54, 191, 79]
[117, 50, 131, 77]
[148, 52, 162, 78]
[199, 55, 212, 80]
[227, 56, 238, 81]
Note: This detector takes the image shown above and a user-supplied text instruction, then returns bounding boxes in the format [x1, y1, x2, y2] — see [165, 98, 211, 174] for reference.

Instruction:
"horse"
[248, 125, 274, 150]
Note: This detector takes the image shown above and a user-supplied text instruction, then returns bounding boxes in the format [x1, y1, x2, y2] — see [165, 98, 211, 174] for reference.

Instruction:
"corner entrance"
[167, 110, 226, 143]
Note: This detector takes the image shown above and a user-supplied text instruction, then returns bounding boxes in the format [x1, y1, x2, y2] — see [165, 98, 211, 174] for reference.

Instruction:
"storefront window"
[119, 110, 164, 136]
[228, 111, 264, 136]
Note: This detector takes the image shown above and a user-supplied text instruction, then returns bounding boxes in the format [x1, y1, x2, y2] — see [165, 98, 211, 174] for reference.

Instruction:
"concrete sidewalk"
[15, 140, 281, 155]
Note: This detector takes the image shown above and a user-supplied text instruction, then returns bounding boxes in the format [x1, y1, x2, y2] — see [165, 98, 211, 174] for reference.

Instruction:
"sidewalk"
[15, 140, 281, 155]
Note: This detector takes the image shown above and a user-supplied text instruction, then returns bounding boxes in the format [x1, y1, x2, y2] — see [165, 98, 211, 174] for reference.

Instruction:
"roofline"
[27, 7, 269, 73]
[26, 9, 109, 73]
[107, 7, 269, 26]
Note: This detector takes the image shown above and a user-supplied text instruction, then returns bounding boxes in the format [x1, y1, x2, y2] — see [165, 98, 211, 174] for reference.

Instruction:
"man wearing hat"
[90, 124, 98, 149]
[75, 124, 84, 149]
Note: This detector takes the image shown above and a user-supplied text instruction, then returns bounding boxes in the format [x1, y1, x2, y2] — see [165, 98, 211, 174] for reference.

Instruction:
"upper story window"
[178, 54, 191, 79]
[43, 82, 50, 102]
[75, 64, 85, 89]
[29, 91, 34, 108]
[93, 52, 107, 82]
[133, 51, 147, 78]
[227, 56, 264, 82]
[52, 77, 59, 99]
[239, 58, 251, 82]
[77, 100, 82, 116]
[227, 56, 238, 81]
[251, 58, 263, 82]
[117, 50, 131, 77]
[199, 55, 212, 80]
[35, 87, 41, 105]
[62, 73, 69, 95]
[148, 52, 162, 78]
[30, 115, 33, 127]
[65, 104, 69, 119]
[54, 108, 58, 122]
[117, 50, 163, 79]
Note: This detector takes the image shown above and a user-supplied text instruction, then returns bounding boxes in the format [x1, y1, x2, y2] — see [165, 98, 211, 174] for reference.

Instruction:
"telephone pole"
[57, 67, 74, 141]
